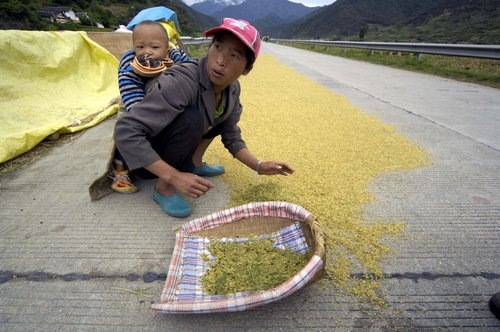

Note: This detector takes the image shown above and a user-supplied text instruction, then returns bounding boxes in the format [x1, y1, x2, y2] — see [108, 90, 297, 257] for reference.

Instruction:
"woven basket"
[151, 201, 326, 314]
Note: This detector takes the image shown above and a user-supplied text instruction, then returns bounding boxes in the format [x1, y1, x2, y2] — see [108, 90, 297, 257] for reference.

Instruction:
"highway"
[0, 41, 499, 330]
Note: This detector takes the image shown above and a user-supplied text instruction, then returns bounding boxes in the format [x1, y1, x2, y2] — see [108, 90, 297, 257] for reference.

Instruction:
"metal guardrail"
[271, 39, 500, 60]
[181, 37, 210, 46]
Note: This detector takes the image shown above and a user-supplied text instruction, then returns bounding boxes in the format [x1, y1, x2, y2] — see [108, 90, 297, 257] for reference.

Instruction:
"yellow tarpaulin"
[0, 30, 120, 164]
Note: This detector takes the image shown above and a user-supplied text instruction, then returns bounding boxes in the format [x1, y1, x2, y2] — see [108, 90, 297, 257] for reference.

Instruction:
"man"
[114, 18, 294, 218]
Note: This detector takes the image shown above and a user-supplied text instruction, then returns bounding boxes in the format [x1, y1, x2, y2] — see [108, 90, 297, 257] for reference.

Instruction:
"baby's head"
[132, 20, 169, 59]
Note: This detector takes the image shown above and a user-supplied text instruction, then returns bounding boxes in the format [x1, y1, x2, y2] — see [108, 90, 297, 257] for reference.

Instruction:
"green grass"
[280, 43, 500, 89]
[185, 43, 209, 59]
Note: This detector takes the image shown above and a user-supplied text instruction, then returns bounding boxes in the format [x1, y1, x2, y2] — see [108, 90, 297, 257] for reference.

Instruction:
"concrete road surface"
[1, 42, 499, 330]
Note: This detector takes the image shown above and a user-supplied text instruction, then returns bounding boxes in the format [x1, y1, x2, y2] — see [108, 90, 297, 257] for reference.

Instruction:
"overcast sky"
[182, 0, 337, 7]
[289, 0, 336, 7]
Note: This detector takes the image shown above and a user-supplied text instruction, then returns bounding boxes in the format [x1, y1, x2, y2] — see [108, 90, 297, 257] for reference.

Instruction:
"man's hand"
[258, 161, 294, 176]
[170, 172, 214, 198]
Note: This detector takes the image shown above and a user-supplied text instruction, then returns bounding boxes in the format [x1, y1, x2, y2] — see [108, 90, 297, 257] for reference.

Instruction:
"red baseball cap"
[204, 18, 261, 59]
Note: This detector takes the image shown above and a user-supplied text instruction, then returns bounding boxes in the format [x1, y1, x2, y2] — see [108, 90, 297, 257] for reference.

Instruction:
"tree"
[0, 0, 45, 30]
[359, 26, 368, 39]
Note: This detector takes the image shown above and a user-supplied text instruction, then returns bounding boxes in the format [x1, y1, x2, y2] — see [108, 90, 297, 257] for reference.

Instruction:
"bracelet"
[256, 160, 262, 175]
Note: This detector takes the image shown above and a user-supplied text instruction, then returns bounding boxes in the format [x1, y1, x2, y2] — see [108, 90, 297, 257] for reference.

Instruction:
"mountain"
[191, 0, 246, 16]
[275, 0, 500, 44]
[276, 0, 443, 38]
[211, 0, 318, 32]
[173, 0, 219, 30]
[3, 0, 498, 44]
[252, 13, 291, 35]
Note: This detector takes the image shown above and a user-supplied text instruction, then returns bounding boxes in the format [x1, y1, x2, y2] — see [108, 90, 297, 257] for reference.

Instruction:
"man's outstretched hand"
[258, 161, 294, 176]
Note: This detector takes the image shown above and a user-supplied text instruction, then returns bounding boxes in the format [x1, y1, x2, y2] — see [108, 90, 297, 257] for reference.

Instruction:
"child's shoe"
[110, 170, 138, 193]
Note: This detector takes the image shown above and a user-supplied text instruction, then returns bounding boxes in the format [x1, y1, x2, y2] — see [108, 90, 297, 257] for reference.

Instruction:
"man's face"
[207, 31, 250, 92]
[133, 24, 169, 59]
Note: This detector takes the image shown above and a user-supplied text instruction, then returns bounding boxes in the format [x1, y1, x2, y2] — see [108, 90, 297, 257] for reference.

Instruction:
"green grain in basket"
[201, 237, 312, 295]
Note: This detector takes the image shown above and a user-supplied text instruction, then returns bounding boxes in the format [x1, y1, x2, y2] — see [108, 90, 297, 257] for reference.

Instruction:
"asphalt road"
[0, 42, 499, 331]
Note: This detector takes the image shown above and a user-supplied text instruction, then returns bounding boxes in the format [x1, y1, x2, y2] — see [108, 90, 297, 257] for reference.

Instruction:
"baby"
[111, 20, 190, 193]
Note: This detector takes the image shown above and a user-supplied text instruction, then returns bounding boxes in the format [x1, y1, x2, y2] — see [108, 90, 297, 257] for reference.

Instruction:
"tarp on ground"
[0, 30, 120, 164]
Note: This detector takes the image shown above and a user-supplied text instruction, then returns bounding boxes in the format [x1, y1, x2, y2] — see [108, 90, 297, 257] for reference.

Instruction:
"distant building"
[75, 12, 90, 22]
[38, 6, 80, 24]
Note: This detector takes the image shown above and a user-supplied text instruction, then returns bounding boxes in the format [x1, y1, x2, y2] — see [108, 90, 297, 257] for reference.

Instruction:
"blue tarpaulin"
[127, 6, 181, 32]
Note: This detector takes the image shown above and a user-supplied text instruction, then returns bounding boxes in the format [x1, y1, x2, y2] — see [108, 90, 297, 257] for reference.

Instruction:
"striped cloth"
[174, 221, 308, 303]
[118, 48, 189, 112]
[151, 201, 324, 314]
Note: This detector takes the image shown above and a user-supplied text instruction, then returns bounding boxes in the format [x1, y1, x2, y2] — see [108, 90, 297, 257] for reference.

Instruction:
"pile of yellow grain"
[205, 54, 428, 302]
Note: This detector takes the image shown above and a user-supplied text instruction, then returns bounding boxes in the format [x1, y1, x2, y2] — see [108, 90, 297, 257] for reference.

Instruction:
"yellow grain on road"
[205, 54, 429, 302]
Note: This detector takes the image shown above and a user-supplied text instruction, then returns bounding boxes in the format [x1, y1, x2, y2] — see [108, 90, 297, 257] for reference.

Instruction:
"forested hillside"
[0, 0, 217, 35]
[277, 0, 500, 44]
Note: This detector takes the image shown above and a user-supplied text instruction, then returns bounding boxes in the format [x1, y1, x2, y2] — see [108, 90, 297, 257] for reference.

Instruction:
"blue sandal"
[153, 188, 192, 218]
[193, 163, 225, 177]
